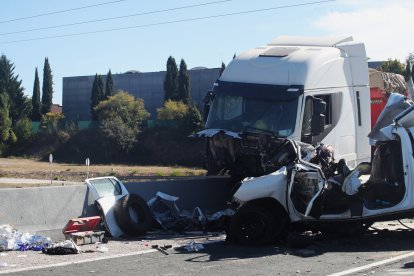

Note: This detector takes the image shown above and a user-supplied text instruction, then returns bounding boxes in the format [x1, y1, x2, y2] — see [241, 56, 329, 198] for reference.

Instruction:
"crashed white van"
[226, 94, 414, 245]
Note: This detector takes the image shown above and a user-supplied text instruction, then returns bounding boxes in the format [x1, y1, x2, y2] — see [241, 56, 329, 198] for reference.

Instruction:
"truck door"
[288, 163, 326, 218]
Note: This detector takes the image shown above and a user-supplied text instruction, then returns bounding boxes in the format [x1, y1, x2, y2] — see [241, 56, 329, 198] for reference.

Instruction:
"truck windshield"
[206, 81, 301, 137]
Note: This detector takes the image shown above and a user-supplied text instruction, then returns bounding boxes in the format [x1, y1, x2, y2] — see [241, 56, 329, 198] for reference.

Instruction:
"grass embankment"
[0, 157, 206, 183]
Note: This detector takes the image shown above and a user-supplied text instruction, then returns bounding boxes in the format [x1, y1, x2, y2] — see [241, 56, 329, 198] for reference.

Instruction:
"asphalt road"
[3, 223, 414, 276]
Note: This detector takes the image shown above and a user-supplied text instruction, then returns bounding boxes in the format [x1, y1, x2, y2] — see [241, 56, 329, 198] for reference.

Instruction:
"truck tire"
[115, 194, 152, 236]
[229, 204, 287, 245]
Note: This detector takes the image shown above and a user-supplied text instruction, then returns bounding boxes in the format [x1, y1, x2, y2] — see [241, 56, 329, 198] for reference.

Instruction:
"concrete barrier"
[124, 176, 231, 211]
[0, 176, 231, 235]
[0, 185, 98, 233]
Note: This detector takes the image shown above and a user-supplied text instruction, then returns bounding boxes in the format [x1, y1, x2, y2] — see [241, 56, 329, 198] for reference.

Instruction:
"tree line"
[378, 55, 414, 81]
[88, 57, 206, 154]
[0, 55, 54, 152]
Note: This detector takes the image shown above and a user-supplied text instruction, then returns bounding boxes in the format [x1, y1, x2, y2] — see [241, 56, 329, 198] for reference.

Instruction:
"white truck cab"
[203, 36, 371, 178]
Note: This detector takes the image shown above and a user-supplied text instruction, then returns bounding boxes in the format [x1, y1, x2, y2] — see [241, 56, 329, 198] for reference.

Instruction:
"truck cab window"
[301, 93, 341, 145]
[205, 81, 301, 137]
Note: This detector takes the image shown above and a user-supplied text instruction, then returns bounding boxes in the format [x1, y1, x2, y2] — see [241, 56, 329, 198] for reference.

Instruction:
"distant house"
[368, 61, 385, 70]
[51, 104, 63, 114]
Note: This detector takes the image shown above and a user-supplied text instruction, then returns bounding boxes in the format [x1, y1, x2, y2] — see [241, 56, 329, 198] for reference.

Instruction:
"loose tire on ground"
[114, 194, 152, 236]
[229, 204, 287, 245]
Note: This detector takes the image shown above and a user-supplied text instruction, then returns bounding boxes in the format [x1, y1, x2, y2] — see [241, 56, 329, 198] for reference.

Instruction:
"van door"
[288, 163, 326, 218]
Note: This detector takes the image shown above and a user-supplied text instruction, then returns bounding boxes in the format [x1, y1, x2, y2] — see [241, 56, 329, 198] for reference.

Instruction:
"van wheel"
[229, 204, 286, 245]
[114, 194, 152, 236]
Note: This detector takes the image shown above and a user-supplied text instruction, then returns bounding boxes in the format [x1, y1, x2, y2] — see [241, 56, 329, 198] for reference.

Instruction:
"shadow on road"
[174, 228, 414, 262]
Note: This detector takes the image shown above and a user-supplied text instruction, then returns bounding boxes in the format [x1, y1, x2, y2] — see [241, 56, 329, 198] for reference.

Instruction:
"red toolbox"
[62, 216, 105, 245]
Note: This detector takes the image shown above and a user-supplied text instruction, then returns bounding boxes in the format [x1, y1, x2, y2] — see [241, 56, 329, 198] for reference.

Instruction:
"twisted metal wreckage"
[198, 93, 414, 245]
[60, 93, 414, 247]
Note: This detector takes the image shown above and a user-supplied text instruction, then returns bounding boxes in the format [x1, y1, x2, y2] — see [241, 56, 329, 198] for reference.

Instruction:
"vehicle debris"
[85, 177, 152, 238]
[42, 239, 80, 255]
[183, 241, 205, 252]
[147, 191, 234, 232]
[151, 244, 169, 255]
[63, 216, 106, 246]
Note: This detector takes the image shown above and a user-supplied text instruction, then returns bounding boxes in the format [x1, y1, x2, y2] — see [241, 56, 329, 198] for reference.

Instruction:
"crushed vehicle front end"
[226, 139, 327, 245]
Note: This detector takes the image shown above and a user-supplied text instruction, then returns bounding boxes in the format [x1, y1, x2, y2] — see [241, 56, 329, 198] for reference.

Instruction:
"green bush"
[157, 100, 188, 120]
[14, 117, 32, 143]
[94, 91, 150, 153]
[183, 104, 203, 133]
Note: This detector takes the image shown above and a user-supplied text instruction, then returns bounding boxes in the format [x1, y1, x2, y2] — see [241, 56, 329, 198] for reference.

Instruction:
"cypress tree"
[90, 74, 104, 120]
[0, 54, 29, 123]
[31, 68, 41, 121]
[405, 59, 411, 81]
[412, 64, 414, 81]
[220, 62, 226, 76]
[0, 92, 12, 143]
[105, 69, 114, 98]
[163, 56, 178, 102]
[177, 59, 190, 104]
[41, 58, 53, 115]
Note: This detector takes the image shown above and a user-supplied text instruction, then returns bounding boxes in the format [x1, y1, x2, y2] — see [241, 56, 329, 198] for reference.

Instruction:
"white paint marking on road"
[0, 239, 223, 275]
[0, 248, 157, 275]
[385, 269, 414, 275]
[328, 251, 414, 276]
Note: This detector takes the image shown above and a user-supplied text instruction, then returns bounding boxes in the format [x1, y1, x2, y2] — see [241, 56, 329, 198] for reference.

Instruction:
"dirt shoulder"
[0, 157, 206, 185]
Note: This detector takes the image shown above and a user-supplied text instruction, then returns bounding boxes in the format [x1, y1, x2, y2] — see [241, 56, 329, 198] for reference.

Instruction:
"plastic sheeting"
[0, 225, 51, 251]
[369, 68, 408, 94]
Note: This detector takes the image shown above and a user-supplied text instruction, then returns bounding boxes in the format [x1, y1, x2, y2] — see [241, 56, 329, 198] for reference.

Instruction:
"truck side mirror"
[203, 90, 214, 122]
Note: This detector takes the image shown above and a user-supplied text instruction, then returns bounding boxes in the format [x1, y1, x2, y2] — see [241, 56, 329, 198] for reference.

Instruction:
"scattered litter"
[0, 253, 7, 257]
[183, 241, 204, 252]
[42, 240, 80, 255]
[17, 254, 27, 258]
[0, 225, 51, 251]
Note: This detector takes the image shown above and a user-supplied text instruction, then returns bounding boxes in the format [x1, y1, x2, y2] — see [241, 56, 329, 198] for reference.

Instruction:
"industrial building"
[62, 67, 221, 121]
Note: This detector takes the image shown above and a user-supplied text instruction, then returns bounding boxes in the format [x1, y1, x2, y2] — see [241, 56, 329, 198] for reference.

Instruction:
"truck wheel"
[115, 194, 152, 236]
[229, 204, 286, 245]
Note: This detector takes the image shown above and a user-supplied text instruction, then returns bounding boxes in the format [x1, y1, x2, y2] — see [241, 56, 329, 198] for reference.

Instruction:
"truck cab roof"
[221, 36, 368, 90]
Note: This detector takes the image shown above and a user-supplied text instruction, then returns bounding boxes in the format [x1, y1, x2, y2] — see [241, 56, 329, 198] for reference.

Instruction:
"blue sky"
[1, 0, 413, 105]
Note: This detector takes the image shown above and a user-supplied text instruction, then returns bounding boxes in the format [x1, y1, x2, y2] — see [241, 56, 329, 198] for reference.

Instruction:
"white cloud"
[314, 1, 414, 61]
